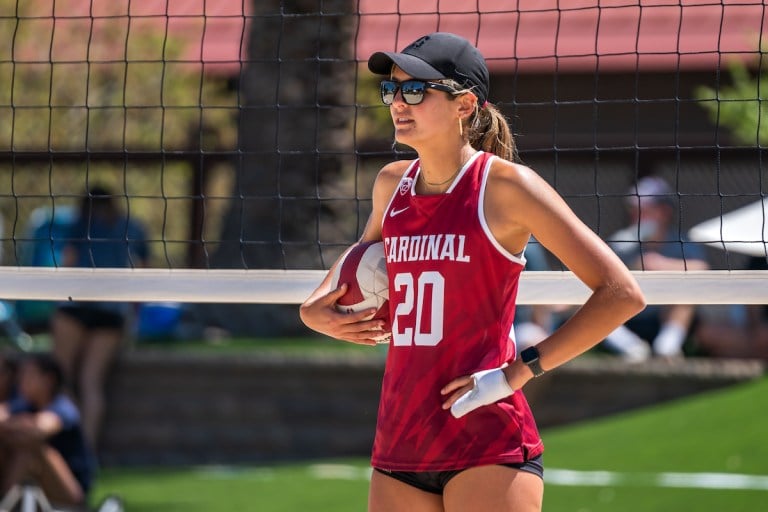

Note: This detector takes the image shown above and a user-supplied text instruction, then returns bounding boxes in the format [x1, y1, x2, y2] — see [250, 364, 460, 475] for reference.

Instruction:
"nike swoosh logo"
[389, 207, 409, 217]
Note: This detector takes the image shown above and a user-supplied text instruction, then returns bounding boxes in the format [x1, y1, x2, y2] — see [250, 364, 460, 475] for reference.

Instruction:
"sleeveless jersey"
[372, 151, 544, 471]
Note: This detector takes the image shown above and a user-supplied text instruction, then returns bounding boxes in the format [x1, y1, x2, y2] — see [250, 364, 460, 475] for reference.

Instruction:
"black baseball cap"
[368, 32, 490, 106]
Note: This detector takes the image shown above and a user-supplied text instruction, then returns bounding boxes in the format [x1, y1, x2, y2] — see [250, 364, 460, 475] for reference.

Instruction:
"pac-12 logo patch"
[399, 177, 413, 195]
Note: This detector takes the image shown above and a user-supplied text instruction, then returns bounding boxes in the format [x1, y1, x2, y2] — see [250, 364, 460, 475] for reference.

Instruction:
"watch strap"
[521, 346, 545, 378]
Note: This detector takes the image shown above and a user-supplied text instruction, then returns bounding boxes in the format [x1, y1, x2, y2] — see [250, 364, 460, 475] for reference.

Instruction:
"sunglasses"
[380, 79, 456, 106]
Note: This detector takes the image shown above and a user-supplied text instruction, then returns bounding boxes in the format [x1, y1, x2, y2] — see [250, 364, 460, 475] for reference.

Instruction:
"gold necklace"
[420, 162, 464, 188]
[420, 169, 461, 187]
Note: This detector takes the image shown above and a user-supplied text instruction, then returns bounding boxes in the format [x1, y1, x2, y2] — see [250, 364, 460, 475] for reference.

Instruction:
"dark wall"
[99, 351, 763, 466]
[497, 71, 727, 151]
[491, 71, 766, 270]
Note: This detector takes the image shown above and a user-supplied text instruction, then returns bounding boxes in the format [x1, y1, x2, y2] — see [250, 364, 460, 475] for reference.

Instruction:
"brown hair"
[442, 79, 518, 162]
[24, 352, 65, 394]
[467, 103, 517, 162]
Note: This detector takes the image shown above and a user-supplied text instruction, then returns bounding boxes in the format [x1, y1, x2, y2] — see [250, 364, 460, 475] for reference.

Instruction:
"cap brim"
[368, 51, 446, 80]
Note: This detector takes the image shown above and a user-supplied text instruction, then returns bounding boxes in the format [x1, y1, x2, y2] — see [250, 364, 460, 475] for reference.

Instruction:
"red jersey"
[372, 151, 543, 471]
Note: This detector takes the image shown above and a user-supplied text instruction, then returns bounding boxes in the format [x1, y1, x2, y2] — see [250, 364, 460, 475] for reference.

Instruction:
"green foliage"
[0, 0, 236, 151]
[354, 70, 393, 144]
[695, 57, 768, 146]
[0, 0, 237, 267]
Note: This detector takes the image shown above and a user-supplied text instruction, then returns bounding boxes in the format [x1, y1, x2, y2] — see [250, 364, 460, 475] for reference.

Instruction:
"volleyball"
[331, 241, 390, 342]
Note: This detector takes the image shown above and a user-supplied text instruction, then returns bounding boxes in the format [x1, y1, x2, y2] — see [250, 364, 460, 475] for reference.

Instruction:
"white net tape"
[0, 268, 765, 305]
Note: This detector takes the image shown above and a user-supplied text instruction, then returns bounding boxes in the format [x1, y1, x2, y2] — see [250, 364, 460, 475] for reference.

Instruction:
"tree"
[0, 0, 236, 267]
[213, 0, 358, 270]
[204, 0, 359, 334]
[695, 51, 768, 146]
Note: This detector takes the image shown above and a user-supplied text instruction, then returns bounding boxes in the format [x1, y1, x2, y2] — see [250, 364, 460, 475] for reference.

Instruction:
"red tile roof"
[357, 0, 768, 73]
[39, 0, 768, 74]
[28, 0, 248, 74]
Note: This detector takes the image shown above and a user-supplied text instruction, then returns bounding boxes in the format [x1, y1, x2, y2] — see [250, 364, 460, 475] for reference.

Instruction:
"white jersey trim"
[478, 155, 527, 266]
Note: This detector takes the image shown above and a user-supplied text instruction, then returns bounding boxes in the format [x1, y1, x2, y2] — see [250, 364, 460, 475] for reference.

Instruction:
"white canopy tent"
[688, 198, 768, 258]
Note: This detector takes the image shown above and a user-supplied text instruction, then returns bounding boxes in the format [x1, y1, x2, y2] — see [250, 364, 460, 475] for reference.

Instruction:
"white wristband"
[450, 365, 515, 419]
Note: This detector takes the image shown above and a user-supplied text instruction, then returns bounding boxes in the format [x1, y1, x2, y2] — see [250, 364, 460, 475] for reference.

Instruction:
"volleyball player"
[300, 32, 645, 511]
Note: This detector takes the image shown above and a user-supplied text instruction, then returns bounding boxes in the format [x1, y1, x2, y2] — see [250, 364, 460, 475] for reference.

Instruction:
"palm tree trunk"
[213, 0, 357, 271]
[204, 0, 358, 335]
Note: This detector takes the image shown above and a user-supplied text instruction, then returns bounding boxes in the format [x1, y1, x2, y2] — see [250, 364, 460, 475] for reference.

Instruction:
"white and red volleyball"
[330, 241, 390, 342]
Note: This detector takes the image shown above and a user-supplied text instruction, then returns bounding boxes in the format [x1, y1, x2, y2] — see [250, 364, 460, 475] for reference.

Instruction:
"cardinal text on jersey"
[383, 234, 471, 263]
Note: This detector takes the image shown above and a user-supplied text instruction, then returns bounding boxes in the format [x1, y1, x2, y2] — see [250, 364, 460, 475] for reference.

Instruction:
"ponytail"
[467, 103, 517, 162]
[444, 79, 518, 162]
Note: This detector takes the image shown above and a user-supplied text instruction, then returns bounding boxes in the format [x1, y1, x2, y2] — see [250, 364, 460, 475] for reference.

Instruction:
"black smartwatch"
[520, 346, 545, 378]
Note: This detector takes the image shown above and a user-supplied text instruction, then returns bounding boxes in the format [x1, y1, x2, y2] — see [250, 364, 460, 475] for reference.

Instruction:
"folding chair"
[0, 484, 63, 512]
[0, 484, 123, 512]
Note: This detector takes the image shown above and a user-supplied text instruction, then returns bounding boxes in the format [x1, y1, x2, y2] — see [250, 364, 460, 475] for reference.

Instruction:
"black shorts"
[57, 304, 125, 330]
[374, 455, 543, 495]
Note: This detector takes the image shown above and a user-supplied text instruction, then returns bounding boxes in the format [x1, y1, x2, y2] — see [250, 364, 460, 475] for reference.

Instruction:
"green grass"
[541, 377, 768, 474]
[91, 377, 768, 512]
[134, 335, 383, 355]
[14, 333, 381, 356]
[540, 376, 768, 512]
[92, 462, 371, 512]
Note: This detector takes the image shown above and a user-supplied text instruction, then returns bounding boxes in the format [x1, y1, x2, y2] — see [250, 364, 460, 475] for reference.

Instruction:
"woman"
[51, 185, 149, 449]
[0, 352, 19, 417]
[0, 353, 95, 510]
[300, 32, 645, 511]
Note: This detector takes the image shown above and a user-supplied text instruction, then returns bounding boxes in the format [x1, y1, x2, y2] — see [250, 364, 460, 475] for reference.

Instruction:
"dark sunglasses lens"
[400, 81, 426, 105]
[380, 81, 398, 105]
[380, 80, 428, 105]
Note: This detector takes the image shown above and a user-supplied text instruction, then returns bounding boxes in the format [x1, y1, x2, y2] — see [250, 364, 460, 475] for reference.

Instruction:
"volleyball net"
[0, 0, 766, 307]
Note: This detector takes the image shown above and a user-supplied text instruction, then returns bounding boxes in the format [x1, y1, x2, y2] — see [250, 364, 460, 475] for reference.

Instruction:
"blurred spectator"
[694, 256, 768, 360]
[0, 209, 34, 350]
[606, 176, 709, 359]
[0, 302, 34, 352]
[14, 205, 78, 333]
[0, 351, 19, 408]
[50, 185, 149, 449]
[0, 352, 95, 510]
[514, 239, 556, 350]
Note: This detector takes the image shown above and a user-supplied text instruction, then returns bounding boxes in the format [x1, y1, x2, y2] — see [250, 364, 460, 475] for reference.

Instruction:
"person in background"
[0, 352, 95, 510]
[301, 32, 645, 511]
[0, 210, 34, 351]
[694, 255, 768, 360]
[50, 185, 149, 449]
[513, 239, 556, 351]
[606, 176, 709, 360]
[0, 351, 19, 409]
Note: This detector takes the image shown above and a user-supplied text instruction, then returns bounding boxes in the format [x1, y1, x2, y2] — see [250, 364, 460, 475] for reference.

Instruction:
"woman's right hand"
[299, 283, 388, 346]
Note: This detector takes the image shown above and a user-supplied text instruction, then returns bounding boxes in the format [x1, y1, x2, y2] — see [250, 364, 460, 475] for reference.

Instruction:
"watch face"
[521, 347, 539, 363]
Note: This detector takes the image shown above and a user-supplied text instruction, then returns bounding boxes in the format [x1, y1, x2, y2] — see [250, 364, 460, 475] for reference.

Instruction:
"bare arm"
[299, 160, 410, 344]
[640, 251, 709, 271]
[506, 164, 645, 374]
[0, 411, 63, 445]
[443, 160, 646, 407]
